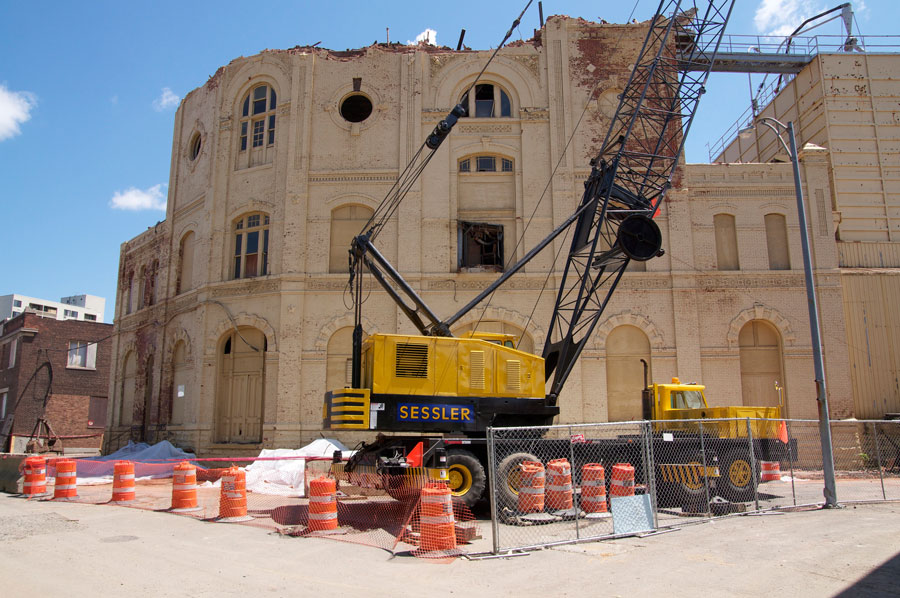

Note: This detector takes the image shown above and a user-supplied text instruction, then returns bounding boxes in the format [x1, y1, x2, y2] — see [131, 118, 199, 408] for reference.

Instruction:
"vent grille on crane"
[395, 343, 428, 378]
[506, 360, 521, 391]
[470, 350, 485, 390]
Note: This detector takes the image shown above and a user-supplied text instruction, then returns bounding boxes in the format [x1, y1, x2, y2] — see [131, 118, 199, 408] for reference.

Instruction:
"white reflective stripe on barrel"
[224, 492, 243, 499]
[309, 495, 335, 503]
[173, 483, 197, 491]
[610, 479, 634, 487]
[583, 495, 606, 503]
[582, 479, 604, 487]
[113, 488, 134, 494]
[519, 486, 544, 494]
[420, 514, 454, 525]
[421, 495, 452, 504]
[26, 468, 46, 476]
[116, 473, 135, 481]
[57, 472, 76, 479]
[548, 484, 572, 491]
[308, 512, 337, 521]
[55, 484, 76, 490]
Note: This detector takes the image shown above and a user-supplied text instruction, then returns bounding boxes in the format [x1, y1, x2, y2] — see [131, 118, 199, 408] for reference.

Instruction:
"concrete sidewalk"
[1, 493, 897, 597]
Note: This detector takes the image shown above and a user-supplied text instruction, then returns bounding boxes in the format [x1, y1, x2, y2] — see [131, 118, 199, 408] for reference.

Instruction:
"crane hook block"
[426, 103, 467, 150]
[616, 214, 663, 261]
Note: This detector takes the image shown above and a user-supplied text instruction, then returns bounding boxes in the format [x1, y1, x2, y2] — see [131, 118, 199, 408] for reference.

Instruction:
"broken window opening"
[459, 222, 504, 272]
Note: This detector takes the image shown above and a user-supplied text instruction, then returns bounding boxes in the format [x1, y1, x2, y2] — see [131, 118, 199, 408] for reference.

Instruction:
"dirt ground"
[1, 490, 898, 597]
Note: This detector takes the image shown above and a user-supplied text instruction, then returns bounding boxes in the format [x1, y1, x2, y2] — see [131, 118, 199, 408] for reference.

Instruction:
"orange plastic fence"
[12, 454, 479, 562]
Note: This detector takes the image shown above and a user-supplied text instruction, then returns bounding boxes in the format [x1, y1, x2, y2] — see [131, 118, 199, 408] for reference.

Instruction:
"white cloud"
[408, 28, 437, 46]
[152, 87, 180, 111]
[110, 184, 168, 211]
[0, 84, 37, 142]
[754, 0, 826, 36]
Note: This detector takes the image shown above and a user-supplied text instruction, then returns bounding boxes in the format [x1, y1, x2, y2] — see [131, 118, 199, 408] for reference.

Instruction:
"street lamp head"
[738, 125, 756, 140]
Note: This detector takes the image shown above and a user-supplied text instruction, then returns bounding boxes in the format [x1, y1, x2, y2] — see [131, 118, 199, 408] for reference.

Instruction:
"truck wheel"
[496, 452, 539, 509]
[719, 450, 757, 502]
[447, 449, 486, 509]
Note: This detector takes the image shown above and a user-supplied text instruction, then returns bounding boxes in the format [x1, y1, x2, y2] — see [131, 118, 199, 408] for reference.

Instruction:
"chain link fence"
[486, 418, 900, 553]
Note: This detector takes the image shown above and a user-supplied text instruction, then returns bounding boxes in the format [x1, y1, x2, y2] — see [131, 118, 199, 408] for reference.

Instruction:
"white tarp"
[244, 438, 352, 497]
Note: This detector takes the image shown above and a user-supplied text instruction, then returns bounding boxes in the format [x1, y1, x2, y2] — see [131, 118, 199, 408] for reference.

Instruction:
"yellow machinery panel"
[323, 388, 370, 430]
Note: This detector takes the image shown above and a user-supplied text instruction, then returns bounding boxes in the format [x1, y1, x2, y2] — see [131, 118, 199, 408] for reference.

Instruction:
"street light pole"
[755, 118, 839, 508]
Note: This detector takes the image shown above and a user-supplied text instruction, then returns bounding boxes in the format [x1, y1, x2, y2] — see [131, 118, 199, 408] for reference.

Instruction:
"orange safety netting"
[14, 454, 479, 562]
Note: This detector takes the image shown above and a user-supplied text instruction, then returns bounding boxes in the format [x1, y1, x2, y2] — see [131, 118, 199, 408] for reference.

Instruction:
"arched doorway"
[216, 327, 266, 443]
[605, 325, 651, 422]
[326, 327, 355, 392]
[739, 320, 785, 409]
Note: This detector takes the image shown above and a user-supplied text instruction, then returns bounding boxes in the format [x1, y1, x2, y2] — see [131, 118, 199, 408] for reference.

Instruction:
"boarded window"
[177, 231, 195, 294]
[395, 343, 428, 378]
[739, 320, 784, 409]
[714, 213, 740, 270]
[330, 205, 374, 273]
[88, 397, 107, 429]
[764, 213, 790, 270]
[605, 325, 650, 422]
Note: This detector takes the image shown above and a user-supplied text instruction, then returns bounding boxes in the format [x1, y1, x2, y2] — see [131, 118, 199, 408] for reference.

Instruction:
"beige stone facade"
[108, 16, 862, 455]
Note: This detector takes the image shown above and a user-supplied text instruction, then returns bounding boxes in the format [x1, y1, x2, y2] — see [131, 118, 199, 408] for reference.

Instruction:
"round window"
[189, 132, 202, 160]
[340, 94, 373, 123]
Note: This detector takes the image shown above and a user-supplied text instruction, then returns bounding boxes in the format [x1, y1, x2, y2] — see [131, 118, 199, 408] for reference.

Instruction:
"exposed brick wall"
[1, 313, 113, 450]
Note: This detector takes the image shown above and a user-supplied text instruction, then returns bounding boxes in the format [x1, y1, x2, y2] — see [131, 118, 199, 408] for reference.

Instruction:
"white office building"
[0, 294, 105, 323]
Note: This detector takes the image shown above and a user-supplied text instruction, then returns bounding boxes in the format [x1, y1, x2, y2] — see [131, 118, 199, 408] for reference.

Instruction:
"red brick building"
[0, 312, 113, 453]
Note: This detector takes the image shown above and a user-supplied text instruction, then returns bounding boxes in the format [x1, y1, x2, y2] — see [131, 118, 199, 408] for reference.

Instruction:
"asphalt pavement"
[1, 492, 898, 597]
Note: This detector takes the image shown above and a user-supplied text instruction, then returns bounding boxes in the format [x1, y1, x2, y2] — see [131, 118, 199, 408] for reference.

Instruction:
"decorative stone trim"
[207, 312, 277, 354]
[594, 310, 665, 351]
[314, 314, 378, 353]
[726, 303, 796, 348]
[164, 327, 194, 364]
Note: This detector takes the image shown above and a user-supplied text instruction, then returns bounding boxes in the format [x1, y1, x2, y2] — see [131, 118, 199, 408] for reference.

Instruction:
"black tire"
[718, 449, 758, 502]
[496, 452, 540, 509]
[446, 449, 486, 509]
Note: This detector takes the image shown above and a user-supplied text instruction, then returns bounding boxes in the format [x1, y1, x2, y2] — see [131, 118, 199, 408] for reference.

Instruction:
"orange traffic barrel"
[53, 459, 78, 500]
[760, 461, 781, 482]
[517, 461, 545, 513]
[218, 466, 252, 522]
[23, 456, 47, 497]
[609, 463, 635, 498]
[580, 463, 607, 513]
[418, 483, 457, 552]
[170, 462, 201, 512]
[308, 477, 339, 531]
[111, 460, 136, 503]
[546, 458, 573, 510]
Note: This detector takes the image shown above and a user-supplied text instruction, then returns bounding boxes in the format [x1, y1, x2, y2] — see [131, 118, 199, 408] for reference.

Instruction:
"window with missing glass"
[459, 83, 512, 118]
[233, 213, 270, 279]
[458, 155, 514, 173]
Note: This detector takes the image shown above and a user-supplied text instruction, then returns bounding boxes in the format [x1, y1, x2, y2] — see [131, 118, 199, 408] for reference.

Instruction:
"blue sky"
[1, 0, 895, 323]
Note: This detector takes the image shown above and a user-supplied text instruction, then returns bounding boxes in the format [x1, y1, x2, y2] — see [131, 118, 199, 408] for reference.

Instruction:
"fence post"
[698, 420, 711, 518]
[487, 426, 500, 555]
[786, 420, 797, 506]
[568, 425, 579, 541]
[872, 421, 886, 501]
[644, 421, 659, 529]
[746, 418, 759, 511]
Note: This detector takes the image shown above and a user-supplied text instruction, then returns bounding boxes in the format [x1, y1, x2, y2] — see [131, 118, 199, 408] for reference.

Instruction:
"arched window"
[238, 83, 277, 168]
[233, 213, 270, 279]
[137, 266, 146, 308]
[119, 351, 137, 426]
[460, 83, 512, 118]
[764, 213, 790, 270]
[605, 325, 651, 422]
[458, 155, 513, 173]
[125, 271, 134, 315]
[330, 205, 374, 273]
[714, 213, 740, 271]
[177, 231, 195, 294]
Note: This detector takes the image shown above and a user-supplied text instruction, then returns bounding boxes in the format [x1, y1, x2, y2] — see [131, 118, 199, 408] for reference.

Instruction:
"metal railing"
[486, 418, 900, 554]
